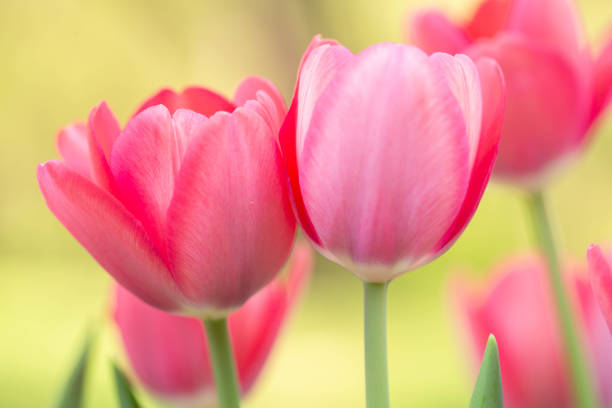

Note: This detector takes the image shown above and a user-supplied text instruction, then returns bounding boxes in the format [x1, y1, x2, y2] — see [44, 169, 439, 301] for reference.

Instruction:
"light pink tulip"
[408, 0, 612, 188]
[38, 78, 296, 316]
[454, 255, 612, 408]
[279, 36, 505, 282]
[587, 245, 612, 335]
[113, 243, 312, 406]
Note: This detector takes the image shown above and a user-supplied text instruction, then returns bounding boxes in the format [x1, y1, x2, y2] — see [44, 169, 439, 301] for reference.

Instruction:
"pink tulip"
[454, 255, 612, 407]
[279, 36, 505, 282]
[587, 245, 612, 335]
[38, 77, 296, 316]
[408, 0, 612, 187]
[113, 243, 312, 406]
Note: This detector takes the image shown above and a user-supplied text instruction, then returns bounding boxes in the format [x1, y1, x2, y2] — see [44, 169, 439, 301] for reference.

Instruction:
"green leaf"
[469, 334, 504, 408]
[112, 362, 143, 408]
[55, 332, 93, 408]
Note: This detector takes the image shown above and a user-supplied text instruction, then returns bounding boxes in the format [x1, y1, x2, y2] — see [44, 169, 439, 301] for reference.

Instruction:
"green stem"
[203, 318, 241, 408]
[527, 190, 599, 408]
[363, 281, 390, 408]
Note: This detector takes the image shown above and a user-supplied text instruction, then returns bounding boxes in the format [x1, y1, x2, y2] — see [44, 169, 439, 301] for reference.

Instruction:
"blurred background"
[1, 0, 612, 406]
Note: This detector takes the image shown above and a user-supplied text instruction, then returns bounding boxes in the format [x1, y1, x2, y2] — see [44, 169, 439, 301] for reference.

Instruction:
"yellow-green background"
[2, 0, 612, 406]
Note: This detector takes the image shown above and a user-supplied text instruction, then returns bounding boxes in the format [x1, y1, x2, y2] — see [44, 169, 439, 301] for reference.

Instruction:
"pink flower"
[113, 243, 312, 406]
[408, 0, 612, 188]
[454, 255, 612, 407]
[587, 245, 612, 334]
[38, 77, 296, 316]
[279, 36, 505, 282]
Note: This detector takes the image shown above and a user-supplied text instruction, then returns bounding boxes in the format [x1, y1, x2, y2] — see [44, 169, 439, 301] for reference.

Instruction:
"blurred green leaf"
[54, 331, 93, 408]
[469, 334, 503, 408]
[112, 362, 143, 408]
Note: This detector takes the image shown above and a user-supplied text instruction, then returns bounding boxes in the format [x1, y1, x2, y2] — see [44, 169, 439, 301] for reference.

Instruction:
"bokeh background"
[2, 0, 612, 406]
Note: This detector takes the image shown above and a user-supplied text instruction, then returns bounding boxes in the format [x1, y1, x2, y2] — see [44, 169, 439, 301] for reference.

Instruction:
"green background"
[1, 0, 612, 406]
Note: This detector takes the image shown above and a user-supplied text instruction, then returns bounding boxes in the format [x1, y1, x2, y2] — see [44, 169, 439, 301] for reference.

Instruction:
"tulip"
[587, 245, 612, 334]
[38, 77, 296, 317]
[408, 0, 612, 188]
[454, 255, 612, 408]
[281, 36, 504, 283]
[280, 36, 505, 407]
[113, 243, 312, 407]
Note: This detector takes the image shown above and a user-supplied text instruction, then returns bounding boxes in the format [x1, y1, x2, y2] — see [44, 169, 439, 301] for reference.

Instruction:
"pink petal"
[506, 0, 586, 62]
[135, 87, 235, 117]
[56, 123, 91, 179]
[590, 34, 612, 127]
[573, 272, 612, 406]
[87, 102, 120, 193]
[279, 36, 352, 246]
[232, 242, 312, 393]
[432, 57, 504, 256]
[464, 0, 512, 40]
[110, 105, 178, 261]
[233, 76, 287, 124]
[299, 43, 470, 281]
[429, 53, 483, 170]
[37, 161, 178, 310]
[88, 101, 120, 160]
[408, 10, 471, 55]
[166, 104, 296, 311]
[114, 284, 212, 398]
[588, 245, 612, 335]
[468, 34, 589, 185]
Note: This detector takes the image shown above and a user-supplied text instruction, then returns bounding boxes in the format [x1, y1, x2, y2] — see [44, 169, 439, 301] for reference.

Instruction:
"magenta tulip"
[280, 36, 505, 282]
[38, 78, 296, 316]
[454, 255, 612, 407]
[408, 0, 612, 188]
[113, 243, 312, 406]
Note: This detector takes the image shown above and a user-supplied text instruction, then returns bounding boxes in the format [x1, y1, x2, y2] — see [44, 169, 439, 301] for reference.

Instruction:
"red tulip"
[113, 243, 312, 406]
[38, 78, 296, 316]
[279, 36, 505, 282]
[408, 0, 612, 188]
[454, 255, 612, 407]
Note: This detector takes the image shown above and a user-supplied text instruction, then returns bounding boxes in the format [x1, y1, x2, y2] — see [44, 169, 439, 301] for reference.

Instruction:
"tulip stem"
[363, 281, 390, 408]
[203, 318, 241, 408]
[527, 190, 599, 408]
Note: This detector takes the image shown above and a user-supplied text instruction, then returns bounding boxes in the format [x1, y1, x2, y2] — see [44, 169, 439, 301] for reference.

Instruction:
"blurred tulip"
[454, 255, 612, 408]
[280, 36, 505, 282]
[408, 0, 612, 188]
[38, 77, 296, 317]
[113, 243, 312, 407]
[587, 245, 612, 335]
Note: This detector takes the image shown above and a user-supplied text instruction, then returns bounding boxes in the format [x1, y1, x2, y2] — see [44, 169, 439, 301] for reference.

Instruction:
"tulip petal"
[87, 102, 121, 193]
[300, 43, 469, 281]
[590, 35, 612, 127]
[233, 76, 287, 124]
[464, 0, 512, 40]
[232, 242, 312, 393]
[588, 245, 612, 335]
[432, 58, 504, 257]
[279, 36, 352, 246]
[469, 34, 589, 184]
[430, 53, 483, 170]
[408, 10, 471, 55]
[110, 105, 178, 260]
[37, 161, 178, 310]
[167, 105, 296, 311]
[56, 123, 91, 179]
[114, 285, 212, 398]
[135, 87, 235, 117]
[507, 0, 586, 61]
